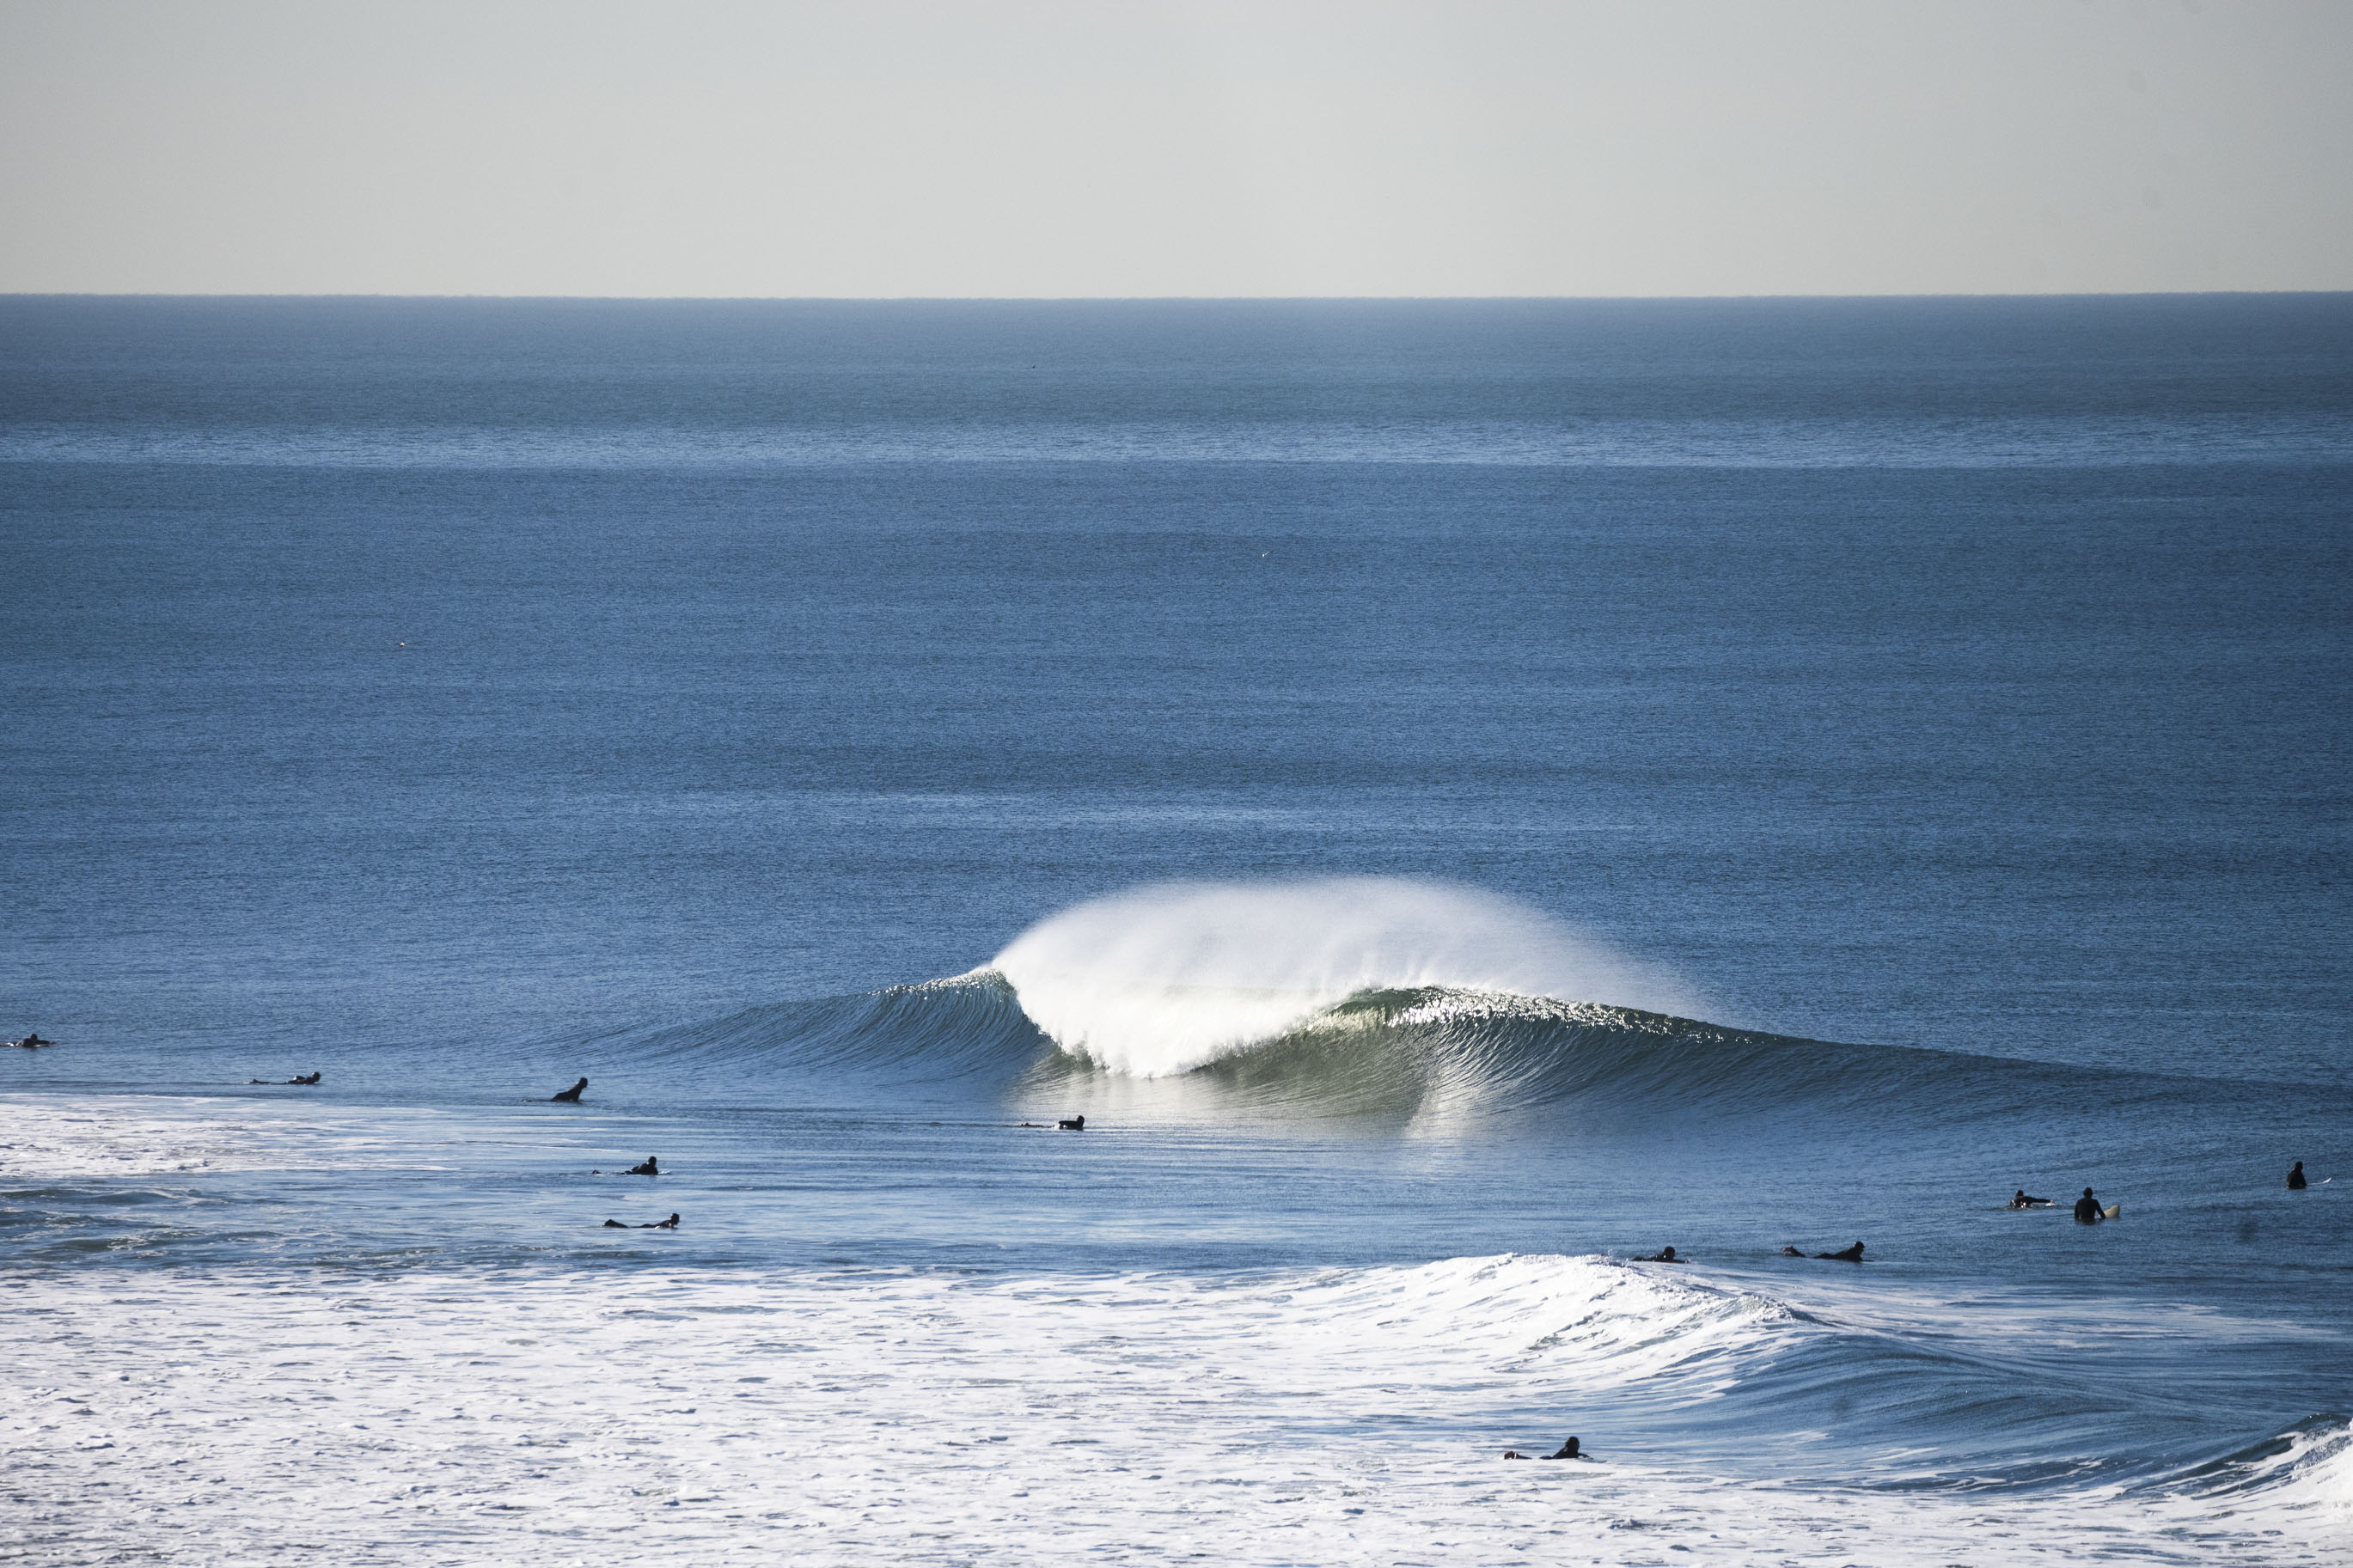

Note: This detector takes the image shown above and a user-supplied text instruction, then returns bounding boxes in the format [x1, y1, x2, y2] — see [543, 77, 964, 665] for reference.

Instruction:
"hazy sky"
[3, 0, 2349, 296]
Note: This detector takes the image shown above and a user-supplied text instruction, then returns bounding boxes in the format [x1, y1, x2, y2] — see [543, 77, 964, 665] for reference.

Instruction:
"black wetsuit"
[2287, 1162, 2307, 1190]
[553, 1077, 588, 1103]
[2074, 1193, 2103, 1223]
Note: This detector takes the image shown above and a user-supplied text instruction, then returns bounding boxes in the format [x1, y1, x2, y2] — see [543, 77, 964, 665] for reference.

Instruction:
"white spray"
[990, 877, 1701, 1077]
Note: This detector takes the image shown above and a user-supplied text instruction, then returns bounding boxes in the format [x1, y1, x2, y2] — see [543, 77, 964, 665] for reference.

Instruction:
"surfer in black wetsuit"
[2287, 1162, 2307, 1189]
[290, 1072, 321, 1085]
[9, 1033, 50, 1049]
[602, 1213, 681, 1229]
[552, 1077, 588, 1102]
[2073, 1187, 2103, 1223]
[2009, 1190, 2050, 1209]
[1635, 1247, 1683, 1263]
[1506, 1437, 1589, 1460]
[1057, 1115, 1085, 1131]
[1814, 1242, 1866, 1261]
[620, 1156, 658, 1175]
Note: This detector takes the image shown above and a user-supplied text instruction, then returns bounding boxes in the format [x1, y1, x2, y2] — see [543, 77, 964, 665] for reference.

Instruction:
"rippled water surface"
[3, 296, 2350, 1563]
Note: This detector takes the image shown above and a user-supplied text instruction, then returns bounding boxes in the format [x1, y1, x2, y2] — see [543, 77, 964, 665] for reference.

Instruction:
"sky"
[2, 0, 2349, 297]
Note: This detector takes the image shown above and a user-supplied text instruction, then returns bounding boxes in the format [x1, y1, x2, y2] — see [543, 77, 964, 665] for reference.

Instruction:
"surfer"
[593, 1156, 659, 1176]
[1057, 1115, 1085, 1131]
[1814, 1242, 1866, 1261]
[1635, 1247, 1683, 1263]
[602, 1213, 681, 1229]
[2073, 1187, 2103, 1223]
[2008, 1189, 2050, 1209]
[2287, 1161, 2307, 1190]
[290, 1071, 321, 1085]
[552, 1077, 588, 1103]
[7, 1033, 50, 1049]
[1506, 1437, 1589, 1460]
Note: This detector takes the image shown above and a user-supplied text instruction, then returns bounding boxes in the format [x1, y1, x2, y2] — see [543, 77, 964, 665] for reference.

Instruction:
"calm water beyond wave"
[3, 296, 2350, 1564]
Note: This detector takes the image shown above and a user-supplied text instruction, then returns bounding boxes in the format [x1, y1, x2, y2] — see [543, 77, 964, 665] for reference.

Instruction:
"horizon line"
[6, 289, 2351, 305]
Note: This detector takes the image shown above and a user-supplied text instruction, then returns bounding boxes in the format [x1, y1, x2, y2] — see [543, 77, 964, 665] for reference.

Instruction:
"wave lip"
[991, 877, 1702, 1077]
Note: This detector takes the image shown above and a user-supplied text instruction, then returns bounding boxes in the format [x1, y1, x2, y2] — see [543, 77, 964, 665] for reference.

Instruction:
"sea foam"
[9, 1256, 2340, 1567]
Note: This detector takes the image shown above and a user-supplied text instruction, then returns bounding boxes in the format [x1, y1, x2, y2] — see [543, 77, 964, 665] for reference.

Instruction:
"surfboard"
[2102, 1204, 2121, 1219]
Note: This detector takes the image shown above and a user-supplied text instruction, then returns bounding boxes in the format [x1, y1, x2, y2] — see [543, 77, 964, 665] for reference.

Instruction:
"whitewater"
[12, 1255, 2350, 1566]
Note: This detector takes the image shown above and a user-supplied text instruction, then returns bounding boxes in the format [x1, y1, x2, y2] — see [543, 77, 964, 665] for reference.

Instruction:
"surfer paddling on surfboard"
[1502, 1437, 1589, 1460]
[2009, 1189, 2051, 1209]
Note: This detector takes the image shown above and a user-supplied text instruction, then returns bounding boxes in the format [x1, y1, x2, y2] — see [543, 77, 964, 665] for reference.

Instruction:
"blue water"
[3, 296, 2350, 1558]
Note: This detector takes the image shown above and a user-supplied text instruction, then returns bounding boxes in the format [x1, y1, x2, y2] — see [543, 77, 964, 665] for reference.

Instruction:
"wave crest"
[991, 878, 1702, 1077]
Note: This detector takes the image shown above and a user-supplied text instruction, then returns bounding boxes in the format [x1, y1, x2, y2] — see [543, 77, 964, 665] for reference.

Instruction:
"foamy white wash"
[993, 879, 1702, 1077]
[7, 1254, 2344, 1567]
[0, 1095, 450, 1180]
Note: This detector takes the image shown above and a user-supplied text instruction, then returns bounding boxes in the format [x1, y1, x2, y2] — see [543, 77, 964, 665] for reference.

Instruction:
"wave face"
[990, 878, 1704, 1078]
[595, 972, 2134, 1132]
[590, 875, 2256, 1126]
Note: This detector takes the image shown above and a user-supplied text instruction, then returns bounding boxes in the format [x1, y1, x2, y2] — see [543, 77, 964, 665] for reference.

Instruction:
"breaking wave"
[608, 973, 2203, 1129]
[991, 877, 1705, 1077]
[597, 880, 2295, 1126]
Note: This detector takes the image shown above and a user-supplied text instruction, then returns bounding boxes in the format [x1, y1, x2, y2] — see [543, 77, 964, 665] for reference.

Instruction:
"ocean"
[3, 294, 2350, 1564]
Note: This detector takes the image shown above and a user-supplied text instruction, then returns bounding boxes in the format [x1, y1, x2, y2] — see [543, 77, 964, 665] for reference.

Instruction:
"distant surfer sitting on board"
[2008, 1190, 2050, 1209]
[2287, 1162, 2307, 1190]
[2073, 1187, 2103, 1223]
[552, 1077, 588, 1102]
